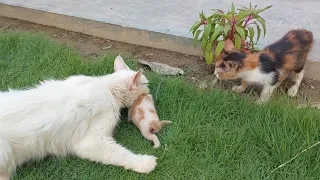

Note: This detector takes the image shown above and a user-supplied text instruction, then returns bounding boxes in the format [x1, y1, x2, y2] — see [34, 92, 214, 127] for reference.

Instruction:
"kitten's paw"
[232, 85, 246, 93]
[153, 143, 160, 148]
[130, 155, 157, 173]
[288, 85, 298, 97]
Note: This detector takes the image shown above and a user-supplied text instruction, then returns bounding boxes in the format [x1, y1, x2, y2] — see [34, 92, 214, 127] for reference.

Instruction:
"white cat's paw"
[232, 85, 245, 93]
[131, 155, 157, 173]
[288, 85, 298, 97]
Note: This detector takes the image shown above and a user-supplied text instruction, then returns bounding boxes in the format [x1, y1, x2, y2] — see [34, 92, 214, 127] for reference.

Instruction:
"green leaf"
[256, 17, 266, 37]
[210, 25, 223, 42]
[217, 13, 231, 21]
[234, 34, 241, 50]
[224, 24, 231, 37]
[231, 3, 235, 14]
[200, 11, 207, 20]
[200, 23, 212, 53]
[206, 41, 212, 53]
[201, 36, 207, 54]
[235, 26, 245, 40]
[255, 5, 273, 14]
[207, 17, 212, 25]
[205, 50, 213, 65]
[193, 30, 202, 45]
[254, 21, 261, 42]
[248, 27, 254, 43]
[190, 22, 201, 35]
[215, 41, 225, 57]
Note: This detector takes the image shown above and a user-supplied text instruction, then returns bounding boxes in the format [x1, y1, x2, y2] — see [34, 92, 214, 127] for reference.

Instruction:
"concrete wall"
[0, 0, 319, 61]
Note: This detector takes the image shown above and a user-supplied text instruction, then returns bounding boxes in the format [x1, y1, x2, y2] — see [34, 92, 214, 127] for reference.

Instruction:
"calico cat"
[0, 56, 156, 179]
[214, 29, 314, 103]
[128, 93, 171, 148]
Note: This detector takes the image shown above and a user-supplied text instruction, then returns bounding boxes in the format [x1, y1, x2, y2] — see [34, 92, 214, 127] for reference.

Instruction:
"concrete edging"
[0, 3, 319, 81]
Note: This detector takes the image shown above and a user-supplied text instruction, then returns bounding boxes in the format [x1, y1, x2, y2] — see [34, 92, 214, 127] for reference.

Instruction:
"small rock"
[101, 44, 112, 50]
[53, 34, 58, 37]
[310, 85, 315, 89]
[146, 53, 153, 57]
[138, 59, 184, 76]
[199, 56, 204, 61]
[211, 77, 219, 85]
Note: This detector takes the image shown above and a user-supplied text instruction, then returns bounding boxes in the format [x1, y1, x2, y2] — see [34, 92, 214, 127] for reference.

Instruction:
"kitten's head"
[214, 39, 246, 79]
[113, 55, 150, 108]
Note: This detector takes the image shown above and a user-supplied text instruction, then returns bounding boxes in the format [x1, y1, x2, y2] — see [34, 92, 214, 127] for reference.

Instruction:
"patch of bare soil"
[0, 16, 319, 105]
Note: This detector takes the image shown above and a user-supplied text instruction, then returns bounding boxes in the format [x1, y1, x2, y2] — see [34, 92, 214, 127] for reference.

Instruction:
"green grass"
[0, 30, 320, 180]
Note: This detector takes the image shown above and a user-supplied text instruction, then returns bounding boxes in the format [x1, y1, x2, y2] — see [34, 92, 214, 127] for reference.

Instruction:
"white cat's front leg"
[74, 136, 157, 173]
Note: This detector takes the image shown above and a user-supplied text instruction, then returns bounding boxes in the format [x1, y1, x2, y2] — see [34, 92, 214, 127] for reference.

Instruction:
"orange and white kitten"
[128, 93, 171, 148]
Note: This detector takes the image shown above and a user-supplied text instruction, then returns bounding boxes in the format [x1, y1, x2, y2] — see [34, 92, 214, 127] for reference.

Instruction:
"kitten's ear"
[160, 120, 172, 127]
[129, 69, 143, 90]
[114, 55, 130, 72]
[224, 39, 235, 52]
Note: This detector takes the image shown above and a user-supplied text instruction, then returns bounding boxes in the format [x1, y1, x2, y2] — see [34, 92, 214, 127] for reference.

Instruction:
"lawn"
[0, 30, 320, 180]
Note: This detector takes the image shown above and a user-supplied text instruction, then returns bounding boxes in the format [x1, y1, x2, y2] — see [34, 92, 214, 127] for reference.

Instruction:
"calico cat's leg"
[288, 69, 304, 97]
[232, 80, 248, 93]
[212, 76, 219, 85]
[74, 136, 157, 173]
[256, 83, 277, 104]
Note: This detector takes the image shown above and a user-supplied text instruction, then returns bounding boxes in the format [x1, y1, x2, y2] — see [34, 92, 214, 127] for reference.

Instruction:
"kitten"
[128, 93, 171, 148]
[214, 29, 314, 103]
[0, 55, 157, 179]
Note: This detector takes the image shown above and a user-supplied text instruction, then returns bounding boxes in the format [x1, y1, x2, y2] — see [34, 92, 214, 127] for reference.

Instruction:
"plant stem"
[243, 14, 252, 28]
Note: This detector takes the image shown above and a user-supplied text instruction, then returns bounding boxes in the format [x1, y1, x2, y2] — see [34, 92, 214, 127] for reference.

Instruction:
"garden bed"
[0, 20, 320, 180]
[0, 16, 319, 105]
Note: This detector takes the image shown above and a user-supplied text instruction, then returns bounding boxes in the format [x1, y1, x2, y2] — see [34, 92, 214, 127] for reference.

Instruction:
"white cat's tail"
[0, 138, 15, 179]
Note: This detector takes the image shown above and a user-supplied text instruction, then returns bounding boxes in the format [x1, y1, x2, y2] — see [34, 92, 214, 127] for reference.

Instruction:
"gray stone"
[138, 60, 184, 76]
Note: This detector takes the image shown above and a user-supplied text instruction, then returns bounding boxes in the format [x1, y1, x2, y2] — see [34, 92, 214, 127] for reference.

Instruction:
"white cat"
[0, 55, 157, 179]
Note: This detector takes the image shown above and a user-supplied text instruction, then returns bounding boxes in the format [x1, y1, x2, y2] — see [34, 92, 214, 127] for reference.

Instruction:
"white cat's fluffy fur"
[0, 56, 156, 179]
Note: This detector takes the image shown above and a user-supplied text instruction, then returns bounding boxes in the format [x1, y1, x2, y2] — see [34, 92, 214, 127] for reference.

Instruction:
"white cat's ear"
[224, 39, 235, 52]
[129, 69, 143, 90]
[114, 55, 130, 72]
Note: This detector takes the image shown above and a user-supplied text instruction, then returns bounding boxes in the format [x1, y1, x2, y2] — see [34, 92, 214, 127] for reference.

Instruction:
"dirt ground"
[0, 16, 319, 105]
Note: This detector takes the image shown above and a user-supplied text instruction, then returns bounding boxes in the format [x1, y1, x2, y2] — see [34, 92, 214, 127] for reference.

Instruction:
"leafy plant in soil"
[190, 3, 272, 64]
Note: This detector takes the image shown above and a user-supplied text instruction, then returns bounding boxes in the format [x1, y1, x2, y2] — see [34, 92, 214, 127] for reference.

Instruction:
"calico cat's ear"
[129, 69, 143, 90]
[224, 39, 235, 52]
[114, 55, 130, 72]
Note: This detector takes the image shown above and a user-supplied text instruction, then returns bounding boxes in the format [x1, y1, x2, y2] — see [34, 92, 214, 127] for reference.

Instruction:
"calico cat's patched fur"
[128, 93, 171, 148]
[214, 29, 314, 103]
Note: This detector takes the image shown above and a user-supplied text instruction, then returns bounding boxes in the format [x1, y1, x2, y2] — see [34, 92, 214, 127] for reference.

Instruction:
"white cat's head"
[113, 55, 150, 108]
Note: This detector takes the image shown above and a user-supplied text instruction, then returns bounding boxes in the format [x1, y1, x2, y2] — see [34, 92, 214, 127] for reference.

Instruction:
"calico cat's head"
[214, 39, 247, 79]
[113, 55, 150, 108]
